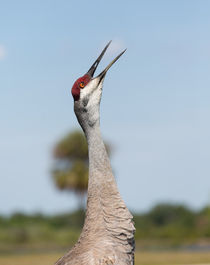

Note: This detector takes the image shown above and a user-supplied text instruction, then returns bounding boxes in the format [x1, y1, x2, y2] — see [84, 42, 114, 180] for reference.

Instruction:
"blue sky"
[0, 0, 210, 214]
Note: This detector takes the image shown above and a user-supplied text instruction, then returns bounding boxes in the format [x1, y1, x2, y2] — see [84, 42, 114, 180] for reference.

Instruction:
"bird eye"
[79, 82, 85, 88]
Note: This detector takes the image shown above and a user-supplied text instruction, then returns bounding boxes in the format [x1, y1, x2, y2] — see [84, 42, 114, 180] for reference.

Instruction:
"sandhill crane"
[55, 41, 135, 265]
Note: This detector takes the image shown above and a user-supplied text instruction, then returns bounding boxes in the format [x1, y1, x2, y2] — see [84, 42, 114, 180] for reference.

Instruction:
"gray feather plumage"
[55, 55, 135, 265]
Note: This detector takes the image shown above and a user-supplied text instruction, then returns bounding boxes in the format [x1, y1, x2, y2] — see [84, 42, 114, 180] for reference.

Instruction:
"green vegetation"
[0, 204, 210, 254]
[134, 204, 210, 250]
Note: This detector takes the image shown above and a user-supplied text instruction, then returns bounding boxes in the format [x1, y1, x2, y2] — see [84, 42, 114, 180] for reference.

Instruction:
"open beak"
[87, 41, 126, 81]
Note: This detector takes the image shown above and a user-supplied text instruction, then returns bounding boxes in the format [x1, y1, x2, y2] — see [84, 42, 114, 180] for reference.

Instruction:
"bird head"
[72, 41, 126, 131]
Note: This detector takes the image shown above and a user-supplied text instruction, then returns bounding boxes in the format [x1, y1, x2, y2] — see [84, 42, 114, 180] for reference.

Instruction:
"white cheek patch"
[89, 89, 102, 107]
[80, 79, 98, 99]
[80, 79, 103, 106]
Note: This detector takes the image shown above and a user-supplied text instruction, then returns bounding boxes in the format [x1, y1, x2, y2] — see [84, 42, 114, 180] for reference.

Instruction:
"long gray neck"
[74, 101, 135, 264]
[85, 124, 115, 192]
[74, 100, 115, 192]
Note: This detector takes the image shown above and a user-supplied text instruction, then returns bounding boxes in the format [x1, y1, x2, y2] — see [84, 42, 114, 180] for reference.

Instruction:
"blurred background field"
[0, 205, 210, 264]
[0, 205, 210, 254]
[1, 251, 210, 265]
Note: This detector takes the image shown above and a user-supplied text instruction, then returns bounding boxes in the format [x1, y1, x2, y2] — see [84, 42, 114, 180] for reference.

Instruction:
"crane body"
[55, 42, 135, 265]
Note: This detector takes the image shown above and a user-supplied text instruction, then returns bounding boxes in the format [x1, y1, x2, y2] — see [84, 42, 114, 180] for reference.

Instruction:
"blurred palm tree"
[52, 130, 110, 209]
